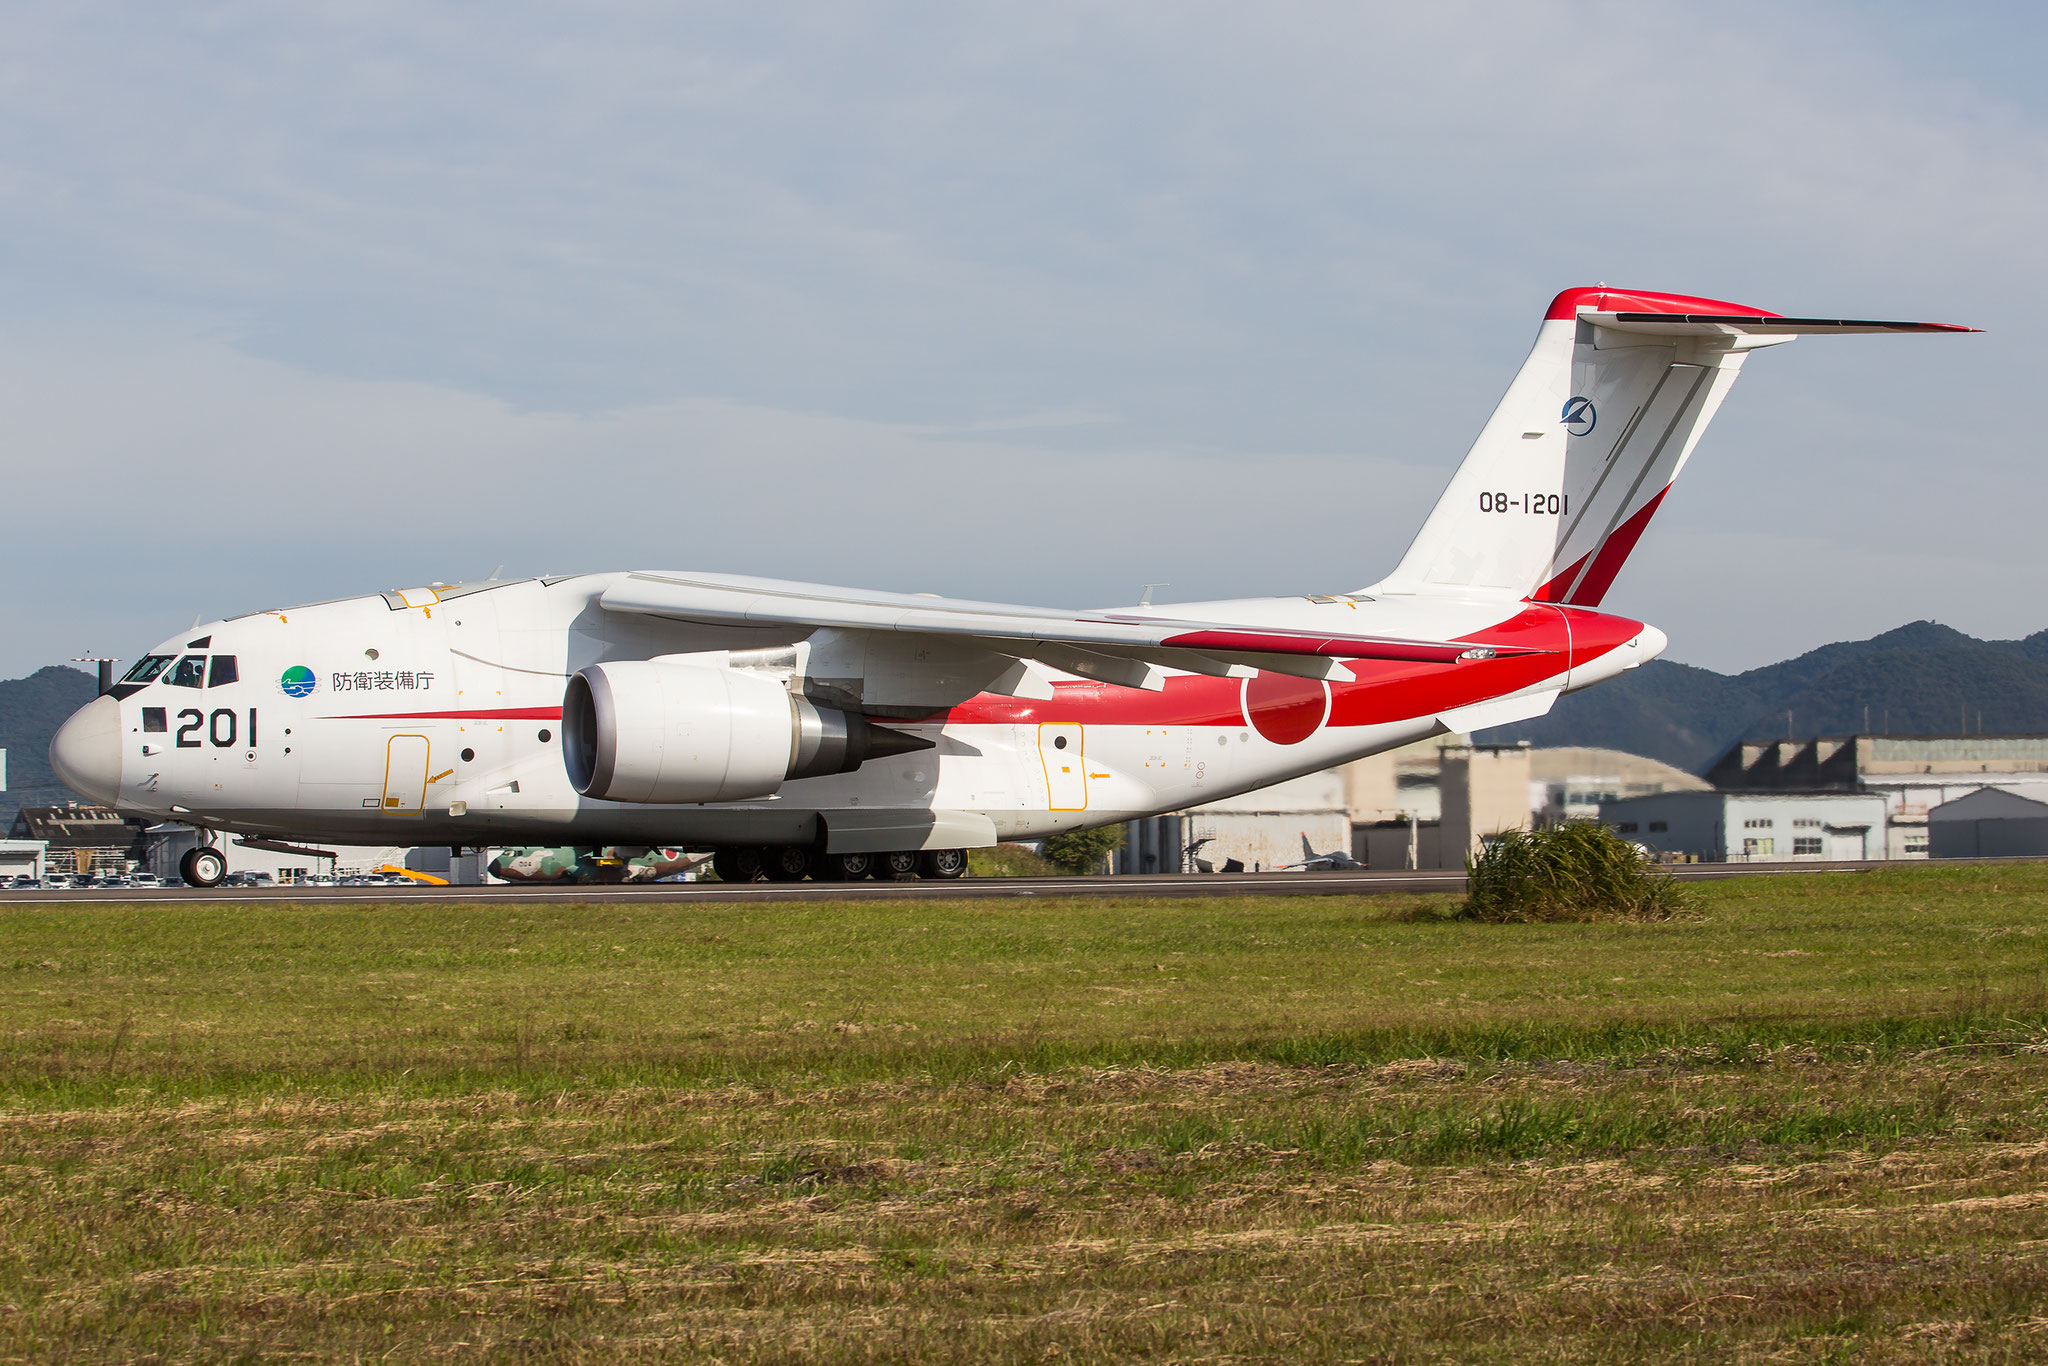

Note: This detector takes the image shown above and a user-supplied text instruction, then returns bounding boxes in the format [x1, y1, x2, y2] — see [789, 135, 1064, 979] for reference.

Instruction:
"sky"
[1, 1, 2042, 678]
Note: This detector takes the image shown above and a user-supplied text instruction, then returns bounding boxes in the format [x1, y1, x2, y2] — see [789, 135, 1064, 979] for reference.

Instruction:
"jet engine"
[562, 660, 930, 804]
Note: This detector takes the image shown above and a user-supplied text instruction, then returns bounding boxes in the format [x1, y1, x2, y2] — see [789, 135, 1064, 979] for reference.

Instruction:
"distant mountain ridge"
[0, 666, 100, 829]
[1477, 621, 2048, 772]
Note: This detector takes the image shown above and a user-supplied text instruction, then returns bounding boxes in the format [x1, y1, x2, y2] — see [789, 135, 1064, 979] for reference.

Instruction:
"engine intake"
[562, 660, 931, 804]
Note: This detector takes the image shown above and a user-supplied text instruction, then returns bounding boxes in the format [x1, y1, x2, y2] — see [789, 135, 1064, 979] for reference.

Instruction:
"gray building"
[1600, 789, 1888, 863]
[1702, 735, 2048, 858]
[1927, 788, 2048, 858]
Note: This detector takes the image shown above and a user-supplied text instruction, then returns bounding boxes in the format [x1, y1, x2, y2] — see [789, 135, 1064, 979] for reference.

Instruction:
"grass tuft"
[1461, 820, 1691, 922]
[967, 842, 1056, 877]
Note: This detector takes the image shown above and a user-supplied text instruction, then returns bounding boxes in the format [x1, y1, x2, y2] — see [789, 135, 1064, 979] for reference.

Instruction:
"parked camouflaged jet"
[50, 288, 1971, 887]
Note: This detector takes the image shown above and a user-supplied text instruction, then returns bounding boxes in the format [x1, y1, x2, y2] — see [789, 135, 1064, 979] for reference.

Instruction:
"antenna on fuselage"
[72, 655, 118, 697]
[1138, 583, 1170, 608]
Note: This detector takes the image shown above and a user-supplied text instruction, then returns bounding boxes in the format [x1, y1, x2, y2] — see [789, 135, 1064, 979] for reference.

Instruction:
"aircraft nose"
[49, 695, 123, 806]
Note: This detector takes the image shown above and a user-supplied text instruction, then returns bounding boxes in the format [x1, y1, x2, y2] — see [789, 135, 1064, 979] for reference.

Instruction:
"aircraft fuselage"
[59, 573, 1661, 852]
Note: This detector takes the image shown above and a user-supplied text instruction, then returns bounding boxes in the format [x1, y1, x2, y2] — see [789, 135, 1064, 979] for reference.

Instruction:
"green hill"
[0, 666, 101, 828]
[1477, 621, 2048, 772]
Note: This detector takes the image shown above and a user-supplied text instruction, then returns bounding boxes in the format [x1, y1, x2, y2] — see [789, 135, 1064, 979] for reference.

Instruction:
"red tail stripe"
[1565, 486, 1670, 607]
[1528, 552, 1590, 604]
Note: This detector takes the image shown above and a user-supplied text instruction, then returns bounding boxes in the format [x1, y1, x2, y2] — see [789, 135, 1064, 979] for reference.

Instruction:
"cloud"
[0, 2, 2041, 675]
[0, 332, 1446, 674]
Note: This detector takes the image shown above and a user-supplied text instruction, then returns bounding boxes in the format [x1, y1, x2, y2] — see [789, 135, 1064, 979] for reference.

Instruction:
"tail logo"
[1562, 396, 1597, 437]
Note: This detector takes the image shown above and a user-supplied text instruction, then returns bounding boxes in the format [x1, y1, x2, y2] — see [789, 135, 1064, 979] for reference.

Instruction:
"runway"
[3, 857, 2013, 906]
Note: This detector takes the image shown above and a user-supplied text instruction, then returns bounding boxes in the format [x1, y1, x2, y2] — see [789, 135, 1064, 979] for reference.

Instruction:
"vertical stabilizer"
[1370, 288, 1970, 605]
[1371, 288, 1770, 604]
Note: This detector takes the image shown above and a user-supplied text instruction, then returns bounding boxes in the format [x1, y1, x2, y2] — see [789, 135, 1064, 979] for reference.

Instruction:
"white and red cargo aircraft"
[50, 287, 1971, 887]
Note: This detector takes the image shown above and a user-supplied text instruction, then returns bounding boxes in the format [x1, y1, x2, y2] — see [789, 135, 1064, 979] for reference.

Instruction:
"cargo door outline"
[382, 735, 430, 813]
[1039, 723, 1087, 811]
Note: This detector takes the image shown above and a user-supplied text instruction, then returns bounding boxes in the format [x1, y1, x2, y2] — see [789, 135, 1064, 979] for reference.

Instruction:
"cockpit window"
[207, 655, 239, 687]
[120, 655, 174, 685]
[164, 655, 208, 689]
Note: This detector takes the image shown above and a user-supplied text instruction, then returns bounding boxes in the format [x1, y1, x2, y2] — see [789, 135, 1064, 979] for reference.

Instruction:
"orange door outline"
[1039, 723, 1087, 811]
[382, 734, 431, 814]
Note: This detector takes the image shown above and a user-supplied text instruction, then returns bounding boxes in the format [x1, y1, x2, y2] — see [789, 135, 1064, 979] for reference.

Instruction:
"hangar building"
[1927, 788, 2048, 859]
[1598, 789, 1888, 863]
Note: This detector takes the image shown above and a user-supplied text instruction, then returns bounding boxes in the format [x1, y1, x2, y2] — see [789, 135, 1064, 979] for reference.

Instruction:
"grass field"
[1, 865, 2046, 1361]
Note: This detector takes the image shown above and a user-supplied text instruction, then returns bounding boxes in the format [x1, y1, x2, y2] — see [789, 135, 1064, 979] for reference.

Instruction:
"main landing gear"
[710, 846, 968, 883]
[179, 845, 227, 889]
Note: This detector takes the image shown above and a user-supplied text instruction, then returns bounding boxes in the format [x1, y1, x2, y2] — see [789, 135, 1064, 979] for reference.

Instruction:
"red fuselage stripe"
[322, 706, 565, 721]
[312, 607, 1643, 732]
[925, 605, 1642, 727]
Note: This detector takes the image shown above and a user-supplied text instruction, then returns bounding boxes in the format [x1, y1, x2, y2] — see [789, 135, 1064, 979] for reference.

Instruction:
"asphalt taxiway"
[0, 857, 1985, 906]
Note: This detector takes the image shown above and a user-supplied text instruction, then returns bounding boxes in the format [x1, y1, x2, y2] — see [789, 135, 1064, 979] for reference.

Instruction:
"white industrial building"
[1347, 741, 1707, 870]
[0, 749, 40, 879]
[1599, 789, 1889, 863]
[1527, 746, 1713, 825]
[0, 841, 45, 881]
[1119, 739, 1724, 875]
[1117, 769, 1350, 874]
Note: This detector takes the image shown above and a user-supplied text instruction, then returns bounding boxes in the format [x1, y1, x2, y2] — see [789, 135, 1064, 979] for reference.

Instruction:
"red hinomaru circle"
[1241, 672, 1330, 745]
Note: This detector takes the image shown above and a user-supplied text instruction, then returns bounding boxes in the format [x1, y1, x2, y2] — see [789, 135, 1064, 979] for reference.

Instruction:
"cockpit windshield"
[120, 655, 174, 685]
[164, 655, 208, 689]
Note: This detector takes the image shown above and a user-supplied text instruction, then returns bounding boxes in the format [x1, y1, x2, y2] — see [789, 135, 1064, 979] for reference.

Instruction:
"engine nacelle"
[561, 660, 927, 804]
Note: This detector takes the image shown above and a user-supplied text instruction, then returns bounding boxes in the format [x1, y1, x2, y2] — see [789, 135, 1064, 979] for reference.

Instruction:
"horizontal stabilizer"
[1588, 311, 1978, 338]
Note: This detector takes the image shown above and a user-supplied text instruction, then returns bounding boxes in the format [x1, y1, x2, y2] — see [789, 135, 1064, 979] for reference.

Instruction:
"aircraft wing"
[600, 571, 1547, 689]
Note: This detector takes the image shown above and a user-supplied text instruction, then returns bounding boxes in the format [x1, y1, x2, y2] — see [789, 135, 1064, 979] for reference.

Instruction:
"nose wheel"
[179, 846, 227, 889]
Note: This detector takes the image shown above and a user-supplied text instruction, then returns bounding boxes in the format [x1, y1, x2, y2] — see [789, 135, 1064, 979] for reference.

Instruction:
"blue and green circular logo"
[279, 665, 318, 698]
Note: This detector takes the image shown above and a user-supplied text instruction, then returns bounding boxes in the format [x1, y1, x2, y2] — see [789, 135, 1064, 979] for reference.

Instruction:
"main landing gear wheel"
[180, 847, 227, 889]
[817, 852, 874, 882]
[919, 848, 969, 880]
[763, 845, 813, 882]
[876, 850, 920, 881]
[712, 847, 765, 883]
